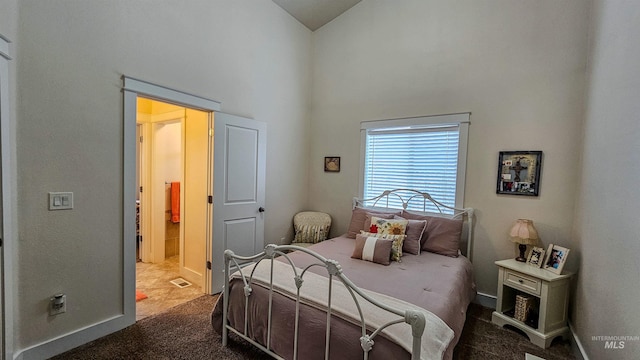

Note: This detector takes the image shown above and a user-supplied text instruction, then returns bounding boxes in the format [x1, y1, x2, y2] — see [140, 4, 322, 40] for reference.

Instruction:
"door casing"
[122, 77, 221, 322]
[0, 33, 15, 360]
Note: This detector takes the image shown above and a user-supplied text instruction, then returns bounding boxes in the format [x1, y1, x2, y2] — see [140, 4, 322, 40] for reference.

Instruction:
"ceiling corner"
[272, 0, 362, 31]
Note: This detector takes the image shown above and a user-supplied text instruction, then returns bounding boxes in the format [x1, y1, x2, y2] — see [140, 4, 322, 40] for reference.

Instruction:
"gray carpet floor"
[51, 295, 575, 359]
[453, 303, 574, 360]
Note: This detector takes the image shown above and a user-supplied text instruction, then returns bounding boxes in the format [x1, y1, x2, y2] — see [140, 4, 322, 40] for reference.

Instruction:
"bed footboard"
[220, 244, 432, 360]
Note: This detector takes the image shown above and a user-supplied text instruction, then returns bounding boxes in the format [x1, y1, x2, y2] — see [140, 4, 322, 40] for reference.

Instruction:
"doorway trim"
[123, 77, 221, 112]
[1, 33, 15, 360]
[122, 76, 221, 321]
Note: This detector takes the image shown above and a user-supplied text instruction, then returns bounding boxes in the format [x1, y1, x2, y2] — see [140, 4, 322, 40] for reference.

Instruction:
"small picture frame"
[542, 244, 570, 274]
[527, 246, 546, 268]
[496, 151, 543, 196]
[324, 157, 340, 172]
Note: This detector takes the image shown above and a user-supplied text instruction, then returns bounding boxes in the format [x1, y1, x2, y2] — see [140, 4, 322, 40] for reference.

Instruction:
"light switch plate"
[49, 192, 73, 210]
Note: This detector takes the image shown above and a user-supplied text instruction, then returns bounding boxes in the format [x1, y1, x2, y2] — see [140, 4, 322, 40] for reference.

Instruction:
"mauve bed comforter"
[212, 235, 476, 360]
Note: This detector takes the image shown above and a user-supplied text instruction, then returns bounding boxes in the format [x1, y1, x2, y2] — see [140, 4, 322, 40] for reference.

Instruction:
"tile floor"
[136, 256, 203, 321]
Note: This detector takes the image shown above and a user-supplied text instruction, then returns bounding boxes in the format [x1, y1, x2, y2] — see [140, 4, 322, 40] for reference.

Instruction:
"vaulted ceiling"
[272, 0, 362, 31]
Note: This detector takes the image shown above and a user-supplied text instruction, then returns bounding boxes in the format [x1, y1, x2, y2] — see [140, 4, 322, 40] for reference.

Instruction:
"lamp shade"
[509, 219, 538, 245]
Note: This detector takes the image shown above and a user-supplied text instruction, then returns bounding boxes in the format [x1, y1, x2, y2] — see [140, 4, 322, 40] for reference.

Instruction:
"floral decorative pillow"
[362, 213, 395, 233]
[369, 216, 408, 236]
[345, 207, 402, 238]
[360, 231, 406, 262]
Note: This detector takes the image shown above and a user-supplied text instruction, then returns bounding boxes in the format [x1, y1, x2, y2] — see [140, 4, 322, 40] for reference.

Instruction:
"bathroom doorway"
[135, 97, 211, 319]
[123, 76, 266, 324]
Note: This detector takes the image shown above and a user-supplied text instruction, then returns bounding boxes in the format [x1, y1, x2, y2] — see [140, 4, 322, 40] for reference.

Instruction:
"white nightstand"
[491, 259, 574, 348]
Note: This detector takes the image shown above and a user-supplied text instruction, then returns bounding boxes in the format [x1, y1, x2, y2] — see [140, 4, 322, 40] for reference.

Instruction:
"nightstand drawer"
[504, 270, 541, 295]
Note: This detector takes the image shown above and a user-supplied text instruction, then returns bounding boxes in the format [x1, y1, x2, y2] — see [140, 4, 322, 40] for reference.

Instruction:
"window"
[360, 114, 470, 214]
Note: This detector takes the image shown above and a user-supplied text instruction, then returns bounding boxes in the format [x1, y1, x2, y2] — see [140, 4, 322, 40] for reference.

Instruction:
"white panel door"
[210, 113, 266, 293]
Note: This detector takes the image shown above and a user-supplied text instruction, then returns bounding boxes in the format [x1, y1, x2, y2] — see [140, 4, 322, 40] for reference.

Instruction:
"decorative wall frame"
[324, 157, 340, 172]
[496, 151, 542, 196]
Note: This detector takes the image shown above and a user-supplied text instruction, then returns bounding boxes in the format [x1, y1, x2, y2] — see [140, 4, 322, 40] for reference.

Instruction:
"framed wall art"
[324, 157, 340, 172]
[496, 151, 542, 196]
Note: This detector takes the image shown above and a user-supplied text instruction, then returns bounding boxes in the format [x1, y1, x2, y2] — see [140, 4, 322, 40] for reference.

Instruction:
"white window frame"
[359, 113, 470, 210]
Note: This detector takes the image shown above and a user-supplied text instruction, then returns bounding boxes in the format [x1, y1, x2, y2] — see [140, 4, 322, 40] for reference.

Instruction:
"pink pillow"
[345, 207, 402, 238]
[351, 234, 394, 265]
[394, 216, 426, 255]
[401, 211, 463, 257]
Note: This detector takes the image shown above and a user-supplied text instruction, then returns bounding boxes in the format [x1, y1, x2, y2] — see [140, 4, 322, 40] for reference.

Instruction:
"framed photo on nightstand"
[543, 244, 570, 274]
[527, 246, 546, 268]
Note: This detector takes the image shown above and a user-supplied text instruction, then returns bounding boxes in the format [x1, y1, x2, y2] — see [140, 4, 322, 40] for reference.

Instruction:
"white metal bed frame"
[221, 189, 475, 360]
[354, 189, 475, 261]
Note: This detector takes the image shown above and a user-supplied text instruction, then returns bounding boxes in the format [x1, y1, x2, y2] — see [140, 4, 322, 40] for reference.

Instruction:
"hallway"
[136, 256, 203, 321]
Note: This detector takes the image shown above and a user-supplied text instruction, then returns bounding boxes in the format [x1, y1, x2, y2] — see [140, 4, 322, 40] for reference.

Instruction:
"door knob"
[258, 207, 265, 213]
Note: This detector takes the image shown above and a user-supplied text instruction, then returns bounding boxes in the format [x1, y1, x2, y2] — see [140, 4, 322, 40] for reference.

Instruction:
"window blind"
[363, 125, 460, 214]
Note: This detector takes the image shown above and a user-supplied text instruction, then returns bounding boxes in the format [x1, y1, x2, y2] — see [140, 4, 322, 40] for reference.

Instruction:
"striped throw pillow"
[360, 231, 406, 262]
[351, 234, 394, 265]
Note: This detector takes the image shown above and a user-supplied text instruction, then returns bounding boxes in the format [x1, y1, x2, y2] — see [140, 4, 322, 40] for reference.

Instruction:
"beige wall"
[309, 0, 590, 296]
[0, 0, 18, 41]
[15, 0, 310, 353]
[11, 0, 640, 358]
[573, 1, 640, 358]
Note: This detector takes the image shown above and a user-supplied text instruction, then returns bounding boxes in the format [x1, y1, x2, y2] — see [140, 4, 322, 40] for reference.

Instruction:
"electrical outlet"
[49, 294, 66, 316]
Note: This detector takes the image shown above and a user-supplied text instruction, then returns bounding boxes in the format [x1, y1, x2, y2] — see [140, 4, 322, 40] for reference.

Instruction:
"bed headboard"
[353, 189, 475, 262]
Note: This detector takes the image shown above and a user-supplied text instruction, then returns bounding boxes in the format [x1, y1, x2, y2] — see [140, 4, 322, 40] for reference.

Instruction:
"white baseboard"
[13, 314, 133, 360]
[569, 321, 589, 360]
[473, 292, 497, 309]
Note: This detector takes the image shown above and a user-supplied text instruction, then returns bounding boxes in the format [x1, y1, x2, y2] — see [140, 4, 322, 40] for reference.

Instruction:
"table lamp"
[509, 219, 539, 262]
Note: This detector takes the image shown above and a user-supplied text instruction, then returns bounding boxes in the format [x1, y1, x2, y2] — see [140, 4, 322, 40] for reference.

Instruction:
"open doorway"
[135, 97, 211, 320]
[123, 76, 266, 326]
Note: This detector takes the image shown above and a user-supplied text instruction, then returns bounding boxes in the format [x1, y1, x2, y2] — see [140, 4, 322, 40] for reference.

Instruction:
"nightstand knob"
[518, 279, 524, 284]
